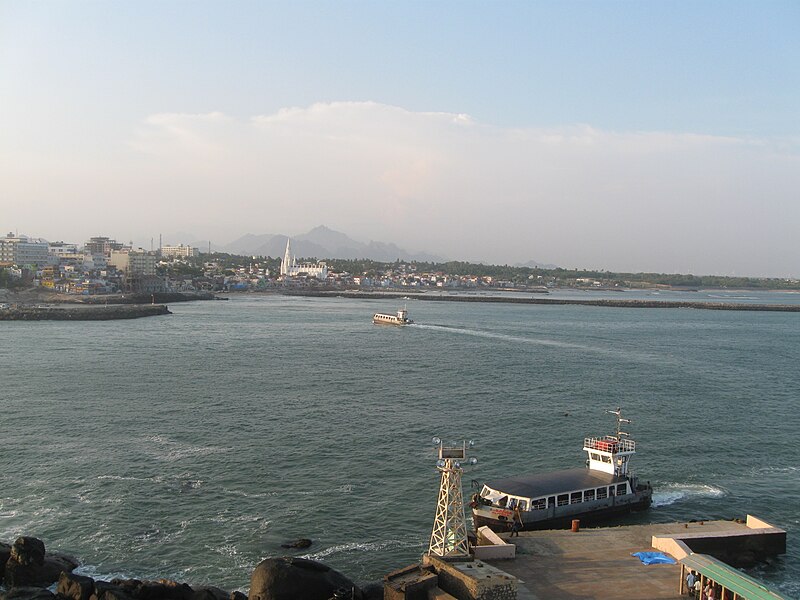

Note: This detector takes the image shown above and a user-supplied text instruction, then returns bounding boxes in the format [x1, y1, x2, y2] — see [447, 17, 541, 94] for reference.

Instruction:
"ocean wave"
[140, 435, 233, 462]
[302, 539, 420, 561]
[652, 482, 727, 507]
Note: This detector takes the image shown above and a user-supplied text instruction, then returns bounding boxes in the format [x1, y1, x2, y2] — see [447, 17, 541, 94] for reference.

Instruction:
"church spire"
[281, 237, 293, 277]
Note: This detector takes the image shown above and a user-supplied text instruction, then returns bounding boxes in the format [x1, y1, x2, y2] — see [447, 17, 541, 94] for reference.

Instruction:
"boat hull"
[472, 488, 652, 533]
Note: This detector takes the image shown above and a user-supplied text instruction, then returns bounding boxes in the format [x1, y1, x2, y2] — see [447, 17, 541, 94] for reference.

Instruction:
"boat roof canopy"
[485, 468, 626, 499]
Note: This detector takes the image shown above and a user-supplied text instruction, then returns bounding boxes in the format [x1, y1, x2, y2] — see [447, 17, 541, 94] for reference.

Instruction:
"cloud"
[5, 102, 799, 276]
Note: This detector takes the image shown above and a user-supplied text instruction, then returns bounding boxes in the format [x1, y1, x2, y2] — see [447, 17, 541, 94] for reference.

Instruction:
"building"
[280, 238, 328, 280]
[109, 249, 164, 292]
[84, 236, 125, 257]
[0, 233, 50, 267]
[161, 244, 199, 259]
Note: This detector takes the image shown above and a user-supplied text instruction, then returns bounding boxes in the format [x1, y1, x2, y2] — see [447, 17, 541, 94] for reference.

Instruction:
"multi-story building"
[84, 236, 125, 257]
[109, 249, 164, 292]
[161, 244, 199, 259]
[0, 233, 50, 267]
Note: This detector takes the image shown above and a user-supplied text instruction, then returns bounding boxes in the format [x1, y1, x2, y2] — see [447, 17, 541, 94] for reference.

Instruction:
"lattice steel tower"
[427, 439, 477, 558]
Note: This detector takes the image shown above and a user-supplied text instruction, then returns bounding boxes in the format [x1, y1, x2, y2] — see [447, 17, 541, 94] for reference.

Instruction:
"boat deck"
[486, 520, 757, 600]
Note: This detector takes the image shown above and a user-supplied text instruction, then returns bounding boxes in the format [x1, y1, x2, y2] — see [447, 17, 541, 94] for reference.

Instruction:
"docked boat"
[373, 307, 413, 325]
[471, 408, 652, 532]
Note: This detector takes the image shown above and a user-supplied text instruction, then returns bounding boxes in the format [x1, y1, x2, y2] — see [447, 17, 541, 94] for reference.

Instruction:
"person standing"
[686, 571, 697, 596]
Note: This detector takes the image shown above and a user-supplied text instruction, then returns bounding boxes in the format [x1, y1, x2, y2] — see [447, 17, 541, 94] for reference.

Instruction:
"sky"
[1, 1, 798, 277]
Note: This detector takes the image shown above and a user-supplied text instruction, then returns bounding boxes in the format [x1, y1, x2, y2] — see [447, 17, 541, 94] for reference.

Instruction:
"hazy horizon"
[2, 2, 798, 278]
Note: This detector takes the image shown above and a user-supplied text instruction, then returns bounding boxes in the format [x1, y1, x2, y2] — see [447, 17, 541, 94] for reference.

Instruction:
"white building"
[0, 233, 50, 267]
[281, 238, 328, 280]
[161, 244, 199, 258]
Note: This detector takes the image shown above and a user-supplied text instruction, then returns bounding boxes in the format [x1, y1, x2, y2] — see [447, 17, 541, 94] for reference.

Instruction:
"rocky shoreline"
[0, 537, 381, 600]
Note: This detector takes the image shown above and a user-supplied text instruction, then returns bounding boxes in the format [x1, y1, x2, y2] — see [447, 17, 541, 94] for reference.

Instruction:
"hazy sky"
[1, 1, 798, 276]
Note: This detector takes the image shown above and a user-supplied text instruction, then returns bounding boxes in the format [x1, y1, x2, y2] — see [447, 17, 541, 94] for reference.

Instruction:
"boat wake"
[412, 324, 658, 362]
[652, 482, 727, 507]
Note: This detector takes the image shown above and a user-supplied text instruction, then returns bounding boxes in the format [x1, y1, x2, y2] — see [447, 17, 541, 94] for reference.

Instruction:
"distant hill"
[517, 259, 559, 270]
[223, 226, 443, 262]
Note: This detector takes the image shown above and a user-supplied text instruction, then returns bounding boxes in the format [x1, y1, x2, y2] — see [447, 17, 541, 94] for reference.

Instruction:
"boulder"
[3, 548, 79, 588]
[1, 542, 11, 580]
[229, 592, 247, 600]
[0, 586, 55, 600]
[10, 538, 45, 567]
[279, 539, 311, 550]
[359, 582, 383, 600]
[57, 572, 96, 600]
[191, 587, 228, 600]
[95, 580, 131, 600]
[248, 557, 361, 600]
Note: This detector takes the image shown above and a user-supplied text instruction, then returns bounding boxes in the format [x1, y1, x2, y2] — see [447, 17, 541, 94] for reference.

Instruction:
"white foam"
[652, 482, 727, 507]
[302, 539, 420, 561]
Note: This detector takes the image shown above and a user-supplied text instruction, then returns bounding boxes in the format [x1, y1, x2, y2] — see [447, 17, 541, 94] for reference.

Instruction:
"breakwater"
[0, 304, 170, 321]
[282, 290, 800, 312]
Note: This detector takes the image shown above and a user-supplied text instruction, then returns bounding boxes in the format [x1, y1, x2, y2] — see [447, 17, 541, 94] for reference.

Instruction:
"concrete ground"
[485, 520, 744, 600]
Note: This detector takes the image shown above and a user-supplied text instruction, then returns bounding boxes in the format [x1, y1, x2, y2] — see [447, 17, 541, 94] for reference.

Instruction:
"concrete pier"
[482, 518, 786, 600]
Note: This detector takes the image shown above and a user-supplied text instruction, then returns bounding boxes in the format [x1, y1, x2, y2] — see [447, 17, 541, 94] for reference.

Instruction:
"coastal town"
[2, 232, 799, 298]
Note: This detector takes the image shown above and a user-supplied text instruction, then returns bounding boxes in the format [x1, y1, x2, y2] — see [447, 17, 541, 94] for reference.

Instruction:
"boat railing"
[584, 436, 636, 453]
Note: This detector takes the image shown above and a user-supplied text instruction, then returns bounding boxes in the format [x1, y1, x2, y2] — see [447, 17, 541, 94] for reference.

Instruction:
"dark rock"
[191, 587, 227, 600]
[248, 557, 361, 600]
[57, 572, 95, 600]
[279, 539, 311, 550]
[1, 542, 11, 580]
[0, 586, 55, 600]
[229, 592, 247, 600]
[4, 549, 79, 588]
[358, 582, 382, 600]
[127, 580, 193, 600]
[11, 538, 46, 567]
[95, 580, 129, 600]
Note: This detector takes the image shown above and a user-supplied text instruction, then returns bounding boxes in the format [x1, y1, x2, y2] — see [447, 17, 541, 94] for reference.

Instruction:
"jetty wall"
[281, 290, 800, 312]
[0, 304, 171, 321]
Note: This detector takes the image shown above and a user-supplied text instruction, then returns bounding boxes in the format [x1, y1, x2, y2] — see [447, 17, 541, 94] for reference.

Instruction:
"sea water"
[1, 291, 798, 596]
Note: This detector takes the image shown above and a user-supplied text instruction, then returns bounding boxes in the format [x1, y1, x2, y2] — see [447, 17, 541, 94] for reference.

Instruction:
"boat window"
[584, 489, 595, 502]
[609, 486, 615, 496]
[548, 496, 555, 508]
[557, 494, 569, 507]
[570, 492, 582, 504]
[596, 487, 607, 499]
[602, 455, 612, 463]
[590, 453, 601, 461]
[532, 498, 546, 510]
[518, 500, 528, 511]
[616, 483, 627, 495]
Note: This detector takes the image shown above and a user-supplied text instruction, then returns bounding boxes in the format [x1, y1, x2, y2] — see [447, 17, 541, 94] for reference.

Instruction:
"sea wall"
[281, 290, 800, 312]
[0, 304, 171, 321]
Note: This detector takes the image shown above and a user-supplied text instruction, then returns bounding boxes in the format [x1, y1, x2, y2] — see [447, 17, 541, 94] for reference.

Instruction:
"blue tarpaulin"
[631, 551, 677, 565]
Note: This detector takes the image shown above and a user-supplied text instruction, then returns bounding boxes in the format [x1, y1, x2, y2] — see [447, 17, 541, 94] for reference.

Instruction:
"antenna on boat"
[427, 438, 477, 558]
[607, 407, 632, 440]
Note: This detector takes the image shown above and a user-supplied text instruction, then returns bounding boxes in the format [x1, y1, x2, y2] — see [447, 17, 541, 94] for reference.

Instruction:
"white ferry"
[471, 408, 652, 532]
[373, 307, 413, 326]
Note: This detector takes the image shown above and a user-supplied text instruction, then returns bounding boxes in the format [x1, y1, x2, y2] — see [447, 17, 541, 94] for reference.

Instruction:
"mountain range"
[221, 226, 445, 262]
[160, 225, 556, 267]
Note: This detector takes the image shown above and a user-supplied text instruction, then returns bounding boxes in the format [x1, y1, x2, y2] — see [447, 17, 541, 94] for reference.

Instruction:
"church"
[280, 238, 328, 280]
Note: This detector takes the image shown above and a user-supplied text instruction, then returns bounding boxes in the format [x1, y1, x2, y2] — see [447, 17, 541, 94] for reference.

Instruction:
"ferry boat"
[471, 408, 652, 532]
[373, 307, 413, 326]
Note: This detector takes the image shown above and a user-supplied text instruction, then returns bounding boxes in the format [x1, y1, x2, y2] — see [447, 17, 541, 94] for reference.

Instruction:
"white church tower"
[280, 237, 328, 280]
[281, 238, 294, 277]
